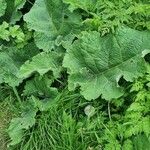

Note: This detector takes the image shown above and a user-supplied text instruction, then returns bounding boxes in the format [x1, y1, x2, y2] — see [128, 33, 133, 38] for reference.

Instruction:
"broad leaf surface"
[18, 51, 62, 79]
[24, 0, 82, 51]
[0, 43, 39, 87]
[0, 52, 21, 86]
[63, 26, 150, 100]
[23, 75, 58, 99]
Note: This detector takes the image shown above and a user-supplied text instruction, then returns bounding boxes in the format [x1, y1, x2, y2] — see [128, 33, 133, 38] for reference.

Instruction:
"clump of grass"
[0, 85, 21, 150]
[7, 87, 150, 150]
[0, 104, 9, 150]
[0, 97, 16, 150]
[11, 91, 104, 150]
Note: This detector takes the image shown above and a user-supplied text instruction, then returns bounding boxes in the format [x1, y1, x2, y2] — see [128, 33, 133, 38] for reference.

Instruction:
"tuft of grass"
[11, 91, 102, 150]
[0, 98, 13, 150]
[0, 92, 20, 150]
[6, 86, 150, 150]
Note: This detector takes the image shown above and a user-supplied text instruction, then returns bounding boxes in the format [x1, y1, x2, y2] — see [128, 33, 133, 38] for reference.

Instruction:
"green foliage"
[18, 51, 63, 79]
[0, 21, 32, 48]
[0, 0, 150, 149]
[63, 27, 150, 100]
[63, 0, 150, 34]
[7, 77, 150, 149]
[0, 21, 9, 41]
[8, 100, 37, 146]
[10, 0, 26, 24]
[0, 0, 26, 24]
[132, 134, 150, 150]
[0, 43, 39, 87]
[0, 0, 7, 17]
[23, 75, 57, 98]
[24, 0, 82, 51]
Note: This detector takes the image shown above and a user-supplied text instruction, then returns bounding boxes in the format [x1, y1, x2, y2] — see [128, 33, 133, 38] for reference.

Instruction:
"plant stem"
[108, 102, 112, 121]
[13, 87, 21, 104]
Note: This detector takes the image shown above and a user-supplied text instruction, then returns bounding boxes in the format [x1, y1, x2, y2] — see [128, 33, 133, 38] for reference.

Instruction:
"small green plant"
[0, 21, 32, 48]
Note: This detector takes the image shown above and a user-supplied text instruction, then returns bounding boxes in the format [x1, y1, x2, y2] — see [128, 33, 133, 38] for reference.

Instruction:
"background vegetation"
[0, 0, 150, 150]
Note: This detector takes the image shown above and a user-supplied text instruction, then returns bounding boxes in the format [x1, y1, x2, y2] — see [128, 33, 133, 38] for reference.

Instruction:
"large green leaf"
[0, 43, 39, 87]
[24, 0, 82, 51]
[63, 26, 150, 100]
[18, 51, 62, 79]
[23, 75, 58, 99]
[0, 51, 21, 86]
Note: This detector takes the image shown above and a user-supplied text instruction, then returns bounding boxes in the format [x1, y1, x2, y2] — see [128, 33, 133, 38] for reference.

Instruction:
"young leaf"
[63, 26, 150, 100]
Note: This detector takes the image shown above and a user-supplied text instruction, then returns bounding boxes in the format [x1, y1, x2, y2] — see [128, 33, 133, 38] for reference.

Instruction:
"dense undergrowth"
[0, 0, 150, 150]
